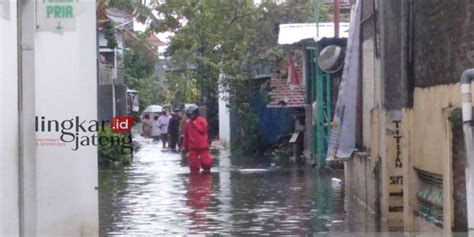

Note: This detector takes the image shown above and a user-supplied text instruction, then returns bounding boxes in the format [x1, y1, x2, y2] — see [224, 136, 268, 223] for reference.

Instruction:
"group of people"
[141, 105, 212, 173]
[141, 108, 183, 150]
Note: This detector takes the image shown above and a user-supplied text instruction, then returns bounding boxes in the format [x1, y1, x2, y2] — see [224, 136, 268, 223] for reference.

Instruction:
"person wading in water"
[168, 108, 181, 152]
[182, 105, 212, 173]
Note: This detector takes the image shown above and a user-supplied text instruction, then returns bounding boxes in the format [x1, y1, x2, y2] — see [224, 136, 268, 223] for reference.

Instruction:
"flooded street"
[99, 136, 381, 235]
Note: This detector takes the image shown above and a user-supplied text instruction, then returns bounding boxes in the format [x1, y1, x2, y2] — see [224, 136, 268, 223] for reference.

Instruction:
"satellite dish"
[318, 45, 345, 73]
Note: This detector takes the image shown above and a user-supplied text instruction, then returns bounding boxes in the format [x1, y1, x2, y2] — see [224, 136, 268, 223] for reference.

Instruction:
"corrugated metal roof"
[278, 22, 350, 45]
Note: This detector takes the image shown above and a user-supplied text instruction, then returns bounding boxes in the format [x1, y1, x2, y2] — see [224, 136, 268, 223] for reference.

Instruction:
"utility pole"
[199, 45, 204, 104]
[112, 46, 117, 117]
[334, 0, 340, 38]
[315, 0, 320, 39]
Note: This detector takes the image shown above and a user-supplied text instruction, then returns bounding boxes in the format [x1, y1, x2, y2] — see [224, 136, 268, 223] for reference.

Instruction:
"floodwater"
[99, 136, 381, 235]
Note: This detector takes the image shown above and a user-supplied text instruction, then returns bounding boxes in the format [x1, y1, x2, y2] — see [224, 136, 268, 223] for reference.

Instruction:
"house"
[147, 33, 169, 85]
[266, 76, 307, 158]
[97, 6, 162, 120]
[247, 75, 302, 151]
[217, 22, 349, 159]
[339, 0, 473, 232]
[97, 7, 132, 122]
[278, 22, 349, 167]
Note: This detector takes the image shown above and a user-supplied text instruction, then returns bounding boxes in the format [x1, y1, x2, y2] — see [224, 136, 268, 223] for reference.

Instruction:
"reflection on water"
[99, 136, 380, 235]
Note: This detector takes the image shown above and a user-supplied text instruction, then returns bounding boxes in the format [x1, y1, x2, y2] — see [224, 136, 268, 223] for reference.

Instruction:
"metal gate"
[306, 48, 332, 168]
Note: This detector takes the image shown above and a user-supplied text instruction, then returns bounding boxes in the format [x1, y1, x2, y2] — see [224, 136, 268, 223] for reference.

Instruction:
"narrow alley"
[5, 0, 474, 235]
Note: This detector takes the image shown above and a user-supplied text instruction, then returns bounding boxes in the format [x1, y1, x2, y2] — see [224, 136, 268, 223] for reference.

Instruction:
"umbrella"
[143, 105, 163, 113]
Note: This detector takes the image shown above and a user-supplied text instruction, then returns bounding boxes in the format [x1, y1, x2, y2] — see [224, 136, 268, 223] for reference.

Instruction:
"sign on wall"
[36, 0, 80, 32]
[387, 111, 404, 217]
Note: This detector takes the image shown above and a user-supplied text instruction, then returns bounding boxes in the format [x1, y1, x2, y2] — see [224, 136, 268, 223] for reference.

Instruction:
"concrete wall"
[411, 85, 461, 174]
[407, 0, 474, 231]
[413, 0, 474, 88]
[379, 0, 407, 110]
[361, 39, 381, 148]
[0, 0, 99, 235]
[0, 0, 20, 235]
[347, 0, 385, 224]
[347, 0, 472, 232]
[401, 84, 465, 231]
[34, 0, 99, 234]
[218, 75, 231, 148]
[344, 153, 379, 214]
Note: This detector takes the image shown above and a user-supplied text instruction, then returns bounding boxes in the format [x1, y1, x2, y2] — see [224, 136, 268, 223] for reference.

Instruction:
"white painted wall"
[33, 0, 98, 235]
[0, 0, 98, 235]
[0, 0, 20, 235]
[218, 73, 231, 148]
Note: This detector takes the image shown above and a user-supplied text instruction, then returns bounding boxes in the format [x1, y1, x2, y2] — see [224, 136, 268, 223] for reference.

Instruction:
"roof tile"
[267, 77, 306, 108]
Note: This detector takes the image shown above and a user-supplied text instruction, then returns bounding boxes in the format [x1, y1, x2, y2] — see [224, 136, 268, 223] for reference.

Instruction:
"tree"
[154, 0, 316, 147]
[112, 0, 334, 150]
[124, 48, 166, 112]
[157, 0, 259, 139]
[164, 48, 200, 104]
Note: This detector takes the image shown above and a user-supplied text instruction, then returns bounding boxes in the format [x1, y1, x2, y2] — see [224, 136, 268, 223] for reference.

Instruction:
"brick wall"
[414, 0, 474, 88]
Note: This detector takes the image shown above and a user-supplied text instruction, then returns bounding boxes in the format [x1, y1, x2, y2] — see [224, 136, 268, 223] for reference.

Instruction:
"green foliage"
[124, 49, 154, 81]
[104, 21, 118, 49]
[124, 49, 166, 112]
[165, 71, 200, 104]
[156, 0, 321, 151]
[98, 126, 132, 167]
[271, 146, 291, 164]
[164, 49, 200, 104]
[111, 0, 337, 152]
[319, 3, 351, 22]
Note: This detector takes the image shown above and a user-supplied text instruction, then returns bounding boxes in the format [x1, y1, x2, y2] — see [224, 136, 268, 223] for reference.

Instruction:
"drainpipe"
[460, 68, 474, 231]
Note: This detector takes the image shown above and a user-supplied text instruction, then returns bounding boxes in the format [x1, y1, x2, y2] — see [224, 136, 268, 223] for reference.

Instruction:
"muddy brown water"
[99, 136, 381, 235]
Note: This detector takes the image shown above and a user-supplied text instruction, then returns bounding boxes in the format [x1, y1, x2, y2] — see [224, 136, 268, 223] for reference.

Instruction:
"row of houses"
[219, 0, 474, 233]
[97, 4, 169, 122]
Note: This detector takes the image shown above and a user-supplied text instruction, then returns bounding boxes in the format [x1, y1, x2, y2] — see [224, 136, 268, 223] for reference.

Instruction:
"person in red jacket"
[182, 105, 212, 173]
